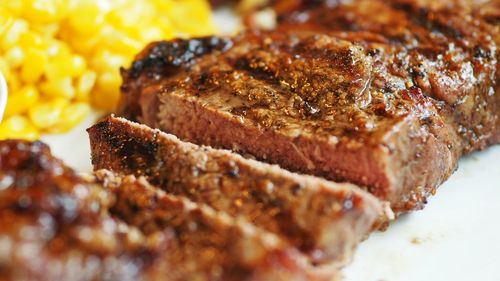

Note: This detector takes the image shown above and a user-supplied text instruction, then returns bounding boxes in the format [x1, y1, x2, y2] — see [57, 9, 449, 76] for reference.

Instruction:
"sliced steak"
[88, 116, 388, 267]
[0, 140, 326, 281]
[95, 170, 332, 281]
[118, 0, 499, 214]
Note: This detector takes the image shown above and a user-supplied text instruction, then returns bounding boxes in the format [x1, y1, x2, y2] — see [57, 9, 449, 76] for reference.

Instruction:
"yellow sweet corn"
[4, 46, 24, 68]
[28, 98, 68, 129]
[66, 1, 106, 35]
[45, 38, 70, 58]
[75, 70, 97, 102]
[91, 71, 121, 111]
[1, 18, 28, 50]
[3, 1, 24, 17]
[0, 0, 216, 140]
[0, 115, 39, 141]
[90, 49, 128, 74]
[44, 53, 86, 81]
[21, 0, 68, 24]
[18, 31, 45, 47]
[39, 76, 75, 99]
[31, 22, 59, 38]
[51, 102, 90, 133]
[0, 58, 11, 82]
[20, 47, 48, 82]
[5, 85, 39, 117]
[68, 54, 86, 77]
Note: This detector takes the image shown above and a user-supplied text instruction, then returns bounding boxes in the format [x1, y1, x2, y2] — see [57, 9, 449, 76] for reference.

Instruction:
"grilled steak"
[118, 0, 499, 214]
[269, 0, 500, 153]
[88, 116, 389, 267]
[0, 140, 329, 281]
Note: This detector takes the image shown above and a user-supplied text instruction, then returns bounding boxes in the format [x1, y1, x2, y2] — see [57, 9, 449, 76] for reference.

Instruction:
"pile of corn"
[0, 0, 215, 140]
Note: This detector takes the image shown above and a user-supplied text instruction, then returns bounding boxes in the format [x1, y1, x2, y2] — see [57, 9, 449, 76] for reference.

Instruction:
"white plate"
[0, 72, 8, 123]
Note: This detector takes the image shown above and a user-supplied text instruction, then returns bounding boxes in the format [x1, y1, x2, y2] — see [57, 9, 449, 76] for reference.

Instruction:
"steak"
[118, 0, 499, 214]
[0, 140, 329, 281]
[88, 116, 389, 267]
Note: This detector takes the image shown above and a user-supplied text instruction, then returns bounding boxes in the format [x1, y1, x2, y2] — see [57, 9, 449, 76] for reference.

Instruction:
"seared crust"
[271, 0, 500, 152]
[0, 140, 330, 281]
[88, 116, 388, 266]
[118, 0, 499, 214]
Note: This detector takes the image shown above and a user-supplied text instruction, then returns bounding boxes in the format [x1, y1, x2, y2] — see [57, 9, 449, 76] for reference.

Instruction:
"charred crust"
[127, 37, 234, 79]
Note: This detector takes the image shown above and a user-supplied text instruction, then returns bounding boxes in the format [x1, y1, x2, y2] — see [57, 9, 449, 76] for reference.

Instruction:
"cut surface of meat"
[0, 140, 328, 281]
[118, 0, 499, 214]
[88, 116, 389, 266]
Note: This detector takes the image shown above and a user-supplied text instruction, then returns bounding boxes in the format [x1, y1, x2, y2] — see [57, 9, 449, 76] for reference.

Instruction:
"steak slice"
[88, 116, 388, 267]
[118, 0, 499, 214]
[95, 170, 332, 281]
[0, 140, 327, 281]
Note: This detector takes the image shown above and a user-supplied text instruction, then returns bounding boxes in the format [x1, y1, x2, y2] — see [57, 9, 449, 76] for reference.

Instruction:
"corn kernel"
[39, 76, 75, 99]
[138, 25, 169, 42]
[18, 31, 44, 48]
[4, 46, 25, 68]
[31, 22, 59, 38]
[0, 8, 15, 37]
[91, 49, 128, 73]
[168, 0, 215, 37]
[4, 0, 25, 17]
[44, 53, 85, 80]
[22, 0, 67, 23]
[0, 58, 11, 80]
[6, 72, 21, 92]
[51, 102, 90, 133]
[28, 98, 68, 129]
[68, 54, 86, 77]
[103, 30, 142, 58]
[151, 0, 174, 12]
[0, 115, 40, 141]
[67, 1, 106, 35]
[45, 39, 70, 58]
[91, 71, 121, 111]
[107, 5, 154, 33]
[20, 47, 47, 82]
[1, 18, 28, 50]
[76, 70, 97, 102]
[5, 85, 40, 117]
[0, 58, 22, 92]
[58, 26, 100, 55]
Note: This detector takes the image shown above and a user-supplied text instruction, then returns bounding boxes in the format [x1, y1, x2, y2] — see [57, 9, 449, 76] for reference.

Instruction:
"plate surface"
[0, 72, 7, 123]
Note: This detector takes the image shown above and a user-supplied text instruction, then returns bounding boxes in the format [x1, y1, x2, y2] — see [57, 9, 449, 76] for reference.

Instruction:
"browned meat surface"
[0, 140, 330, 281]
[270, 0, 500, 152]
[88, 116, 389, 266]
[118, 0, 499, 214]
